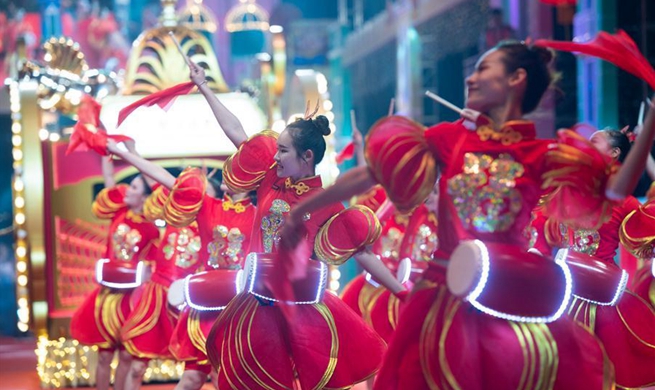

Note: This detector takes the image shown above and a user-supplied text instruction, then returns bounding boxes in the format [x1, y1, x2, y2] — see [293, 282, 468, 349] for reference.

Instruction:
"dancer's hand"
[189, 61, 207, 87]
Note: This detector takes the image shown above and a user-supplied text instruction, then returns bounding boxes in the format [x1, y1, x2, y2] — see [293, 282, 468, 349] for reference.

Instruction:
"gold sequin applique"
[448, 153, 524, 233]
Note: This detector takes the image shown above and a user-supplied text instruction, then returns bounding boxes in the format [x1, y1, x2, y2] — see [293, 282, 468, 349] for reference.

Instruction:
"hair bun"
[313, 115, 331, 136]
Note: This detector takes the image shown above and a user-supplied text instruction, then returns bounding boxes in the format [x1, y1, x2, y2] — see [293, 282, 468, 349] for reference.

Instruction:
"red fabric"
[539, 0, 576, 5]
[366, 116, 436, 213]
[542, 130, 618, 230]
[116, 82, 196, 128]
[169, 292, 224, 365]
[207, 293, 385, 389]
[335, 141, 355, 164]
[535, 30, 655, 90]
[354, 185, 387, 213]
[568, 292, 655, 388]
[121, 281, 176, 359]
[70, 287, 133, 349]
[374, 264, 614, 390]
[67, 95, 132, 155]
[631, 265, 654, 310]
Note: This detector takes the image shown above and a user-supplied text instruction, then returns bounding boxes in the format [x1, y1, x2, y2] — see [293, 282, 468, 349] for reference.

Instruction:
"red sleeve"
[314, 206, 382, 265]
[541, 130, 618, 230]
[365, 116, 437, 213]
[143, 184, 169, 221]
[223, 130, 279, 192]
[92, 184, 128, 219]
[164, 167, 206, 227]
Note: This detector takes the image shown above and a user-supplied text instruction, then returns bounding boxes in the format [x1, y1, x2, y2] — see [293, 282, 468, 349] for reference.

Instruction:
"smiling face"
[274, 129, 307, 179]
[124, 176, 149, 209]
[465, 49, 514, 113]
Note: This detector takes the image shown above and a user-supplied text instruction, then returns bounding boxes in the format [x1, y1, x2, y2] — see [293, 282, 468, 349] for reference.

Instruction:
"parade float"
[9, 0, 339, 386]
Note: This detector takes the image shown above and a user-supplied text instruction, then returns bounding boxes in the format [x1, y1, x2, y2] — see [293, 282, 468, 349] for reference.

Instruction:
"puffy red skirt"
[70, 286, 132, 350]
[374, 263, 615, 390]
[568, 291, 655, 388]
[340, 274, 385, 324]
[120, 278, 176, 359]
[368, 289, 402, 343]
[632, 264, 654, 311]
[169, 306, 217, 366]
[206, 292, 386, 390]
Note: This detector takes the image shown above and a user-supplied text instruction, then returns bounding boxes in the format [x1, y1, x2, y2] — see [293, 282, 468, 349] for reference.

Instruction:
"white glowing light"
[15, 213, 26, 225]
[16, 246, 27, 258]
[269, 25, 283, 33]
[572, 268, 628, 306]
[38, 129, 49, 140]
[95, 259, 146, 289]
[465, 241, 572, 324]
[246, 252, 327, 304]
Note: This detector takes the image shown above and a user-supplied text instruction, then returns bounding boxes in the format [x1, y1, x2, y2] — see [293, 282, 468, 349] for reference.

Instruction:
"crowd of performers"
[67, 34, 655, 390]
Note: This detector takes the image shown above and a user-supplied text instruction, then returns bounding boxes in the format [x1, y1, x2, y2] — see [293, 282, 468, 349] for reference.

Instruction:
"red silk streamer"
[117, 81, 197, 128]
[335, 142, 355, 164]
[535, 30, 655, 90]
[67, 95, 132, 155]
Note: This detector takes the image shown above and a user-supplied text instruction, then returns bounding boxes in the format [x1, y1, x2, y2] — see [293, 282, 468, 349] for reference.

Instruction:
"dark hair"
[286, 115, 331, 166]
[601, 129, 632, 163]
[490, 8, 503, 17]
[207, 176, 224, 199]
[495, 40, 554, 114]
[135, 174, 153, 196]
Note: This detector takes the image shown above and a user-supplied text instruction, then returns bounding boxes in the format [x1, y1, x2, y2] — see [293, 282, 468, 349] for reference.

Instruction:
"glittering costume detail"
[571, 228, 601, 255]
[476, 125, 523, 145]
[261, 199, 291, 253]
[412, 224, 439, 262]
[448, 153, 524, 233]
[162, 227, 202, 268]
[112, 223, 143, 261]
[207, 225, 245, 269]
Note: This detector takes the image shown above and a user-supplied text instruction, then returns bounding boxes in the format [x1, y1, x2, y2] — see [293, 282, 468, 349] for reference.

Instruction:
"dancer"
[102, 142, 208, 390]
[529, 127, 655, 388]
[368, 181, 441, 343]
[283, 40, 655, 389]
[70, 146, 159, 390]
[104, 143, 256, 390]
[186, 61, 405, 389]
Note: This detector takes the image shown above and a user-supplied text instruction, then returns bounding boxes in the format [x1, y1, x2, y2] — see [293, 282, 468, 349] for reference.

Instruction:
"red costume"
[531, 196, 655, 388]
[120, 185, 203, 360]
[368, 117, 614, 390]
[369, 203, 439, 342]
[340, 207, 407, 328]
[205, 131, 386, 389]
[620, 200, 655, 311]
[166, 168, 256, 373]
[70, 185, 159, 351]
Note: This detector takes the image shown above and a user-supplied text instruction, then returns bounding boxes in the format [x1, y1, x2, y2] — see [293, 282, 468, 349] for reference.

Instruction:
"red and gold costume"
[369, 203, 439, 342]
[120, 185, 203, 360]
[205, 131, 386, 389]
[368, 117, 614, 390]
[166, 168, 256, 373]
[70, 185, 159, 351]
[621, 200, 655, 310]
[532, 195, 655, 388]
[340, 207, 407, 328]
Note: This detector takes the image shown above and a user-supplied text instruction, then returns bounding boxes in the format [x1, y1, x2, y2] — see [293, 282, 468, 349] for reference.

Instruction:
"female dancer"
[187, 61, 406, 389]
[368, 181, 441, 343]
[70, 147, 160, 390]
[529, 127, 655, 388]
[103, 143, 211, 390]
[104, 144, 256, 390]
[283, 41, 655, 389]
